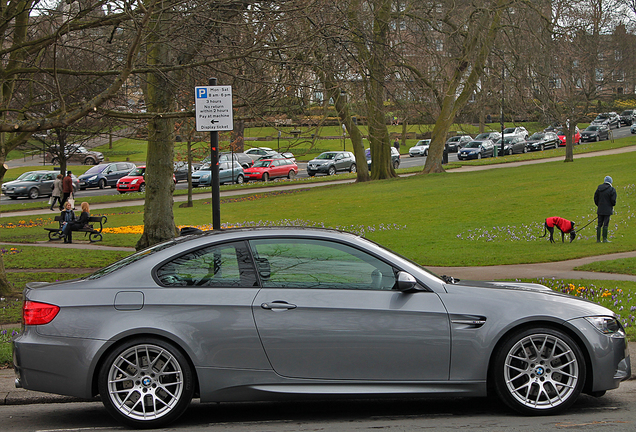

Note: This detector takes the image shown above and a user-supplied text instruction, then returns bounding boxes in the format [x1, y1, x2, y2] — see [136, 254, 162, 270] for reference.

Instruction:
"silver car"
[13, 228, 630, 428]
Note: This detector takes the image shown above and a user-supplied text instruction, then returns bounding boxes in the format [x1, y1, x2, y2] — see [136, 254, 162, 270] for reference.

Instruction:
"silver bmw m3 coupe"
[13, 227, 630, 427]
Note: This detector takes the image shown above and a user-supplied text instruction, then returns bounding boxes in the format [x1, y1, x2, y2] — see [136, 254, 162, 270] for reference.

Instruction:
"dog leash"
[577, 216, 598, 232]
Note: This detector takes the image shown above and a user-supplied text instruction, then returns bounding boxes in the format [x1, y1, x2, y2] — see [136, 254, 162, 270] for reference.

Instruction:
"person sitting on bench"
[62, 201, 90, 244]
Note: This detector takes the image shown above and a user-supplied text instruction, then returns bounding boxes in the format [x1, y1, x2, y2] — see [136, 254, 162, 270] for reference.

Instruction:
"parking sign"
[195, 86, 233, 131]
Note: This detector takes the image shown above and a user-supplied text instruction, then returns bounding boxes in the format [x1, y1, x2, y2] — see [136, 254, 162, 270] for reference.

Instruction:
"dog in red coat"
[541, 217, 576, 243]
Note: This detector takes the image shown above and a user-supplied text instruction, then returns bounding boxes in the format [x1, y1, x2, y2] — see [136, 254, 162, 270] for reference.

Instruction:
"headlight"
[585, 316, 625, 337]
[131, 179, 139, 184]
[202, 175, 210, 180]
[88, 175, 97, 181]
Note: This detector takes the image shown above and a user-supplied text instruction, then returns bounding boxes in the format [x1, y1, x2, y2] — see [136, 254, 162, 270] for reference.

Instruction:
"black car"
[526, 132, 559, 151]
[496, 136, 528, 155]
[445, 135, 472, 152]
[619, 110, 635, 126]
[580, 125, 610, 142]
[78, 162, 136, 190]
[591, 112, 620, 129]
[307, 151, 356, 176]
[457, 140, 495, 160]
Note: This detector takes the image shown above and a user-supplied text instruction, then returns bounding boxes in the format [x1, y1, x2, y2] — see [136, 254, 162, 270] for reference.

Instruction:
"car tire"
[98, 179, 106, 189]
[540, 144, 545, 151]
[595, 136, 599, 142]
[393, 160, 399, 169]
[98, 338, 194, 428]
[308, 172, 315, 177]
[262, 173, 269, 182]
[523, 147, 528, 153]
[28, 188, 39, 199]
[236, 174, 244, 184]
[84, 158, 96, 165]
[424, 149, 428, 156]
[492, 327, 585, 415]
[350, 163, 356, 173]
[508, 148, 513, 155]
[288, 170, 296, 179]
[327, 166, 336, 176]
[139, 183, 145, 193]
[477, 153, 482, 159]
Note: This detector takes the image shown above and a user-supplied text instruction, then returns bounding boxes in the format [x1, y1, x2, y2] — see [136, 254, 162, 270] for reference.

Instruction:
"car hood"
[308, 159, 331, 164]
[119, 175, 143, 182]
[3, 179, 39, 187]
[456, 280, 552, 292]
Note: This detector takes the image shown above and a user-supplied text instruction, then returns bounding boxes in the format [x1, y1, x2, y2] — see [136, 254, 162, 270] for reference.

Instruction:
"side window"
[156, 241, 256, 287]
[249, 238, 396, 291]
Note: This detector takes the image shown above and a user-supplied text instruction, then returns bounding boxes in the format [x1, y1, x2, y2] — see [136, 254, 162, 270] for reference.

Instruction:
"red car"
[116, 166, 176, 193]
[243, 158, 298, 182]
[557, 127, 581, 146]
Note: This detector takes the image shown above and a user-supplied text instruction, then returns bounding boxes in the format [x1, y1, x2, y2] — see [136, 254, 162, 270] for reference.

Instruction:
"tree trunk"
[135, 3, 178, 250]
[564, 121, 574, 163]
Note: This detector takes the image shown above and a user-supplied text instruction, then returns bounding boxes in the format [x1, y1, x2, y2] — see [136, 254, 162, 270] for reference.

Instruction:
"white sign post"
[195, 86, 233, 131]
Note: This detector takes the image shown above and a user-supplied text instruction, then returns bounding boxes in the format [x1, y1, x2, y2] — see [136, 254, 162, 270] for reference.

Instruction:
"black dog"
[541, 217, 576, 243]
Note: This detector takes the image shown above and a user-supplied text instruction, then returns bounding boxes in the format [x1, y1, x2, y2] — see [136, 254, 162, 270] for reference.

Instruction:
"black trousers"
[598, 214, 611, 228]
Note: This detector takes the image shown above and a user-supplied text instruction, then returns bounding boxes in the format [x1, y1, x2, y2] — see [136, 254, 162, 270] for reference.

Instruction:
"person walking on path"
[61, 171, 73, 209]
[594, 175, 617, 243]
[50, 173, 63, 211]
[393, 138, 400, 152]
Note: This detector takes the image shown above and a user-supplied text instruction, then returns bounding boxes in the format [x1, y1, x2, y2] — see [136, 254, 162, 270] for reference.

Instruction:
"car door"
[251, 237, 451, 381]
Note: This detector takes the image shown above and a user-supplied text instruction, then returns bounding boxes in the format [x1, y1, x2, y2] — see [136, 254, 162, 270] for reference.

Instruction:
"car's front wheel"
[262, 172, 269, 182]
[327, 166, 336, 176]
[28, 187, 39, 199]
[350, 163, 356, 173]
[98, 338, 195, 428]
[138, 183, 145, 193]
[393, 160, 399, 169]
[98, 179, 106, 189]
[493, 327, 585, 415]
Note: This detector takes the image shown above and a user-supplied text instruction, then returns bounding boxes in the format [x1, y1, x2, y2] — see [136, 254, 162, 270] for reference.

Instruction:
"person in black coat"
[594, 176, 617, 243]
[62, 201, 90, 244]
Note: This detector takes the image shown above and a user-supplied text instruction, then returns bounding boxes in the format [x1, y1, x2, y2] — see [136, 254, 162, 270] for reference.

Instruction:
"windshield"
[415, 140, 430, 146]
[316, 152, 336, 160]
[253, 160, 271, 167]
[129, 167, 145, 176]
[447, 137, 460, 142]
[503, 128, 516, 134]
[596, 114, 609, 120]
[475, 133, 491, 140]
[464, 141, 481, 149]
[16, 171, 34, 180]
[85, 164, 107, 175]
[586, 126, 599, 131]
[529, 133, 544, 140]
[21, 173, 43, 181]
[621, 110, 632, 116]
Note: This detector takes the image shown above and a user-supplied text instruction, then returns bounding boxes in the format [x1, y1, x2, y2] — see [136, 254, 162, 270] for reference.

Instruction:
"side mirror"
[396, 271, 418, 292]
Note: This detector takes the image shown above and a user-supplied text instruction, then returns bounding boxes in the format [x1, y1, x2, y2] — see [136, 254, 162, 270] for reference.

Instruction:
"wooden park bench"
[45, 215, 108, 242]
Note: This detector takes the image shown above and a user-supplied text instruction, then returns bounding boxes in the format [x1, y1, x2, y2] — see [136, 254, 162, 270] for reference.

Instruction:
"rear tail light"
[23, 301, 60, 325]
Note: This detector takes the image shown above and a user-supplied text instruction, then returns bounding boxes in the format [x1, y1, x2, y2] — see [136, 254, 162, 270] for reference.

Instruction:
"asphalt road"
[2, 380, 636, 431]
[2, 125, 632, 206]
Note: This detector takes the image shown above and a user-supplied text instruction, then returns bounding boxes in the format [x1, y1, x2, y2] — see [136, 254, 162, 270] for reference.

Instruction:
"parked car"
[256, 152, 296, 163]
[218, 152, 254, 169]
[526, 131, 559, 151]
[445, 135, 472, 152]
[474, 131, 501, 142]
[502, 126, 529, 139]
[117, 166, 177, 193]
[409, 139, 431, 157]
[173, 161, 196, 183]
[243, 158, 298, 182]
[580, 125, 610, 142]
[495, 135, 528, 155]
[306, 151, 356, 176]
[13, 227, 630, 428]
[457, 140, 495, 160]
[191, 161, 245, 186]
[1, 170, 78, 199]
[631, 123, 636, 134]
[46, 145, 104, 165]
[619, 109, 635, 126]
[591, 112, 620, 129]
[244, 147, 278, 160]
[366, 147, 400, 170]
[79, 162, 136, 190]
[556, 127, 581, 146]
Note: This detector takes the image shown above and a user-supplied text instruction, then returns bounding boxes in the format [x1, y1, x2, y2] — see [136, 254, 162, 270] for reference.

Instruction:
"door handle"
[261, 301, 297, 311]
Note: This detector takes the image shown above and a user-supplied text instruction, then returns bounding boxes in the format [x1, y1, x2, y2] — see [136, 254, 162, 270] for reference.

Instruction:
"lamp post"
[277, 130, 281, 152]
[500, 55, 505, 158]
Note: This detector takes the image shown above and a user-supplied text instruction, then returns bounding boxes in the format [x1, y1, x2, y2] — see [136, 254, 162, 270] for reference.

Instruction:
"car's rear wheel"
[327, 166, 336, 176]
[393, 160, 399, 169]
[98, 338, 194, 428]
[262, 172, 269, 182]
[28, 188, 39, 199]
[350, 163, 356, 173]
[139, 183, 145, 193]
[288, 170, 296, 179]
[98, 179, 106, 189]
[236, 174, 244, 184]
[493, 327, 585, 415]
